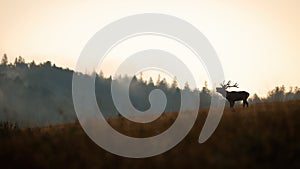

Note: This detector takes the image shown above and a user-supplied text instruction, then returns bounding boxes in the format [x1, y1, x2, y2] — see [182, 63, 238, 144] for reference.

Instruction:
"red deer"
[216, 81, 249, 108]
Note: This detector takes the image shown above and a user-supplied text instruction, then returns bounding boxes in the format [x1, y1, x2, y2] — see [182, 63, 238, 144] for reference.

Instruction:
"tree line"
[0, 54, 299, 126]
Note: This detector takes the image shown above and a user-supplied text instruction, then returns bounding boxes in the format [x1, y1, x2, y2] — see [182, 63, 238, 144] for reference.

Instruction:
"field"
[1, 101, 300, 169]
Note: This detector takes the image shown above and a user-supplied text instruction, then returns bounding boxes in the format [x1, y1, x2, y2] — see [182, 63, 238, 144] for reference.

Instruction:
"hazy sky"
[0, 0, 299, 96]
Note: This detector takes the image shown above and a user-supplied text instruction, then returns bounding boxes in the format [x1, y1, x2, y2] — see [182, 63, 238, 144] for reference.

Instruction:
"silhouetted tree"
[158, 78, 168, 91]
[14, 56, 27, 68]
[200, 81, 211, 107]
[99, 70, 104, 78]
[251, 93, 261, 103]
[1, 54, 8, 65]
[171, 76, 178, 89]
[267, 85, 285, 102]
[184, 81, 190, 91]
[29, 61, 36, 68]
[148, 77, 154, 87]
[156, 74, 161, 86]
[285, 87, 294, 101]
[43, 61, 52, 68]
[294, 87, 300, 100]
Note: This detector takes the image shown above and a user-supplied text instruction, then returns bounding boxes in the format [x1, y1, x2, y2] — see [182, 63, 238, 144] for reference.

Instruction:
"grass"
[0, 101, 300, 169]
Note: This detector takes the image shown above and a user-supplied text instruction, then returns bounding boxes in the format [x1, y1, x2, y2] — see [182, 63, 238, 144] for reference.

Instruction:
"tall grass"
[0, 101, 299, 169]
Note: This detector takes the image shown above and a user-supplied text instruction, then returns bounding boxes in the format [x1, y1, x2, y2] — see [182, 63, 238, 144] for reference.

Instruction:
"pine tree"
[171, 76, 178, 89]
[1, 53, 8, 65]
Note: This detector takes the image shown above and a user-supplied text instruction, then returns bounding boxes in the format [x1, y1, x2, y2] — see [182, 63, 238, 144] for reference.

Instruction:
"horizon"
[0, 56, 297, 99]
[1, 0, 299, 97]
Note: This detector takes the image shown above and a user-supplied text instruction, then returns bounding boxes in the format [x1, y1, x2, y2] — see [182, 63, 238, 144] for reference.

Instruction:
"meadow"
[0, 101, 299, 169]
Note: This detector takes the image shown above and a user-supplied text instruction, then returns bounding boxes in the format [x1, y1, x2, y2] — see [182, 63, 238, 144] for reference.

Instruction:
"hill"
[1, 57, 300, 127]
[1, 101, 299, 169]
[0, 58, 212, 127]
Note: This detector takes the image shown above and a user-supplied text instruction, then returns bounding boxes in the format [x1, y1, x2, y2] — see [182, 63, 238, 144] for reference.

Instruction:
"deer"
[216, 80, 250, 108]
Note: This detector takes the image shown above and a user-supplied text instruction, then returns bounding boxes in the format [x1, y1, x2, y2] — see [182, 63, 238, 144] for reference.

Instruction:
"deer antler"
[228, 82, 239, 88]
[220, 80, 228, 89]
[220, 80, 239, 89]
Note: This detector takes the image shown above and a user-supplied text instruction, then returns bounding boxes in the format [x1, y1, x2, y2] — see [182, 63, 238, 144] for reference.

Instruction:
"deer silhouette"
[216, 81, 249, 108]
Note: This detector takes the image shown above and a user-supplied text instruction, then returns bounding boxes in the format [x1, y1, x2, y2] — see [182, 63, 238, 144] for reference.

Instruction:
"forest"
[0, 54, 299, 127]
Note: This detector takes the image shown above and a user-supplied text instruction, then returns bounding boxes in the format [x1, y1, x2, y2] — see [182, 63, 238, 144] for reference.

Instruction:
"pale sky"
[0, 0, 299, 97]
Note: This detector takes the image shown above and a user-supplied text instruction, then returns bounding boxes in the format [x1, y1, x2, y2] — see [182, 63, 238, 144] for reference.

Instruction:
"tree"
[202, 81, 209, 93]
[171, 76, 178, 89]
[294, 87, 300, 100]
[17, 56, 25, 63]
[267, 85, 285, 102]
[148, 77, 154, 86]
[138, 72, 143, 82]
[156, 74, 161, 86]
[29, 60, 36, 68]
[158, 78, 168, 91]
[184, 81, 190, 91]
[44, 61, 52, 68]
[14, 56, 27, 68]
[1, 53, 8, 65]
[252, 93, 261, 103]
[200, 81, 211, 107]
[99, 70, 104, 78]
[285, 87, 294, 101]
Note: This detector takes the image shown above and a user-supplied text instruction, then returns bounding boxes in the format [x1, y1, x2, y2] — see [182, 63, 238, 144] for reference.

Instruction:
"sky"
[0, 0, 299, 97]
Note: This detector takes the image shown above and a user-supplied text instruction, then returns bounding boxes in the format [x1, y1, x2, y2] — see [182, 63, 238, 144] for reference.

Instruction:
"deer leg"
[230, 101, 234, 108]
[242, 100, 248, 108]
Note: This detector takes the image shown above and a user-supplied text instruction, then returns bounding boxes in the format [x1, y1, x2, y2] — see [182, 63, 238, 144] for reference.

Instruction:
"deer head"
[216, 80, 239, 97]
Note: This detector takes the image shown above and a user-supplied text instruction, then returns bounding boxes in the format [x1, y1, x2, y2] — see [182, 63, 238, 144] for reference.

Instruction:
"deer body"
[216, 81, 250, 108]
[226, 91, 249, 108]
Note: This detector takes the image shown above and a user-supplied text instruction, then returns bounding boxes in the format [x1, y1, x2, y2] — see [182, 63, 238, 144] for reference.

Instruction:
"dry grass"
[1, 101, 299, 169]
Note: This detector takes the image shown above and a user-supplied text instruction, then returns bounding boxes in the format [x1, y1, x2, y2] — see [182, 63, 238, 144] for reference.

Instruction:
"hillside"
[1, 58, 300, 127]
[1, 101, 299, 169]
[0, 60, 213, 127]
